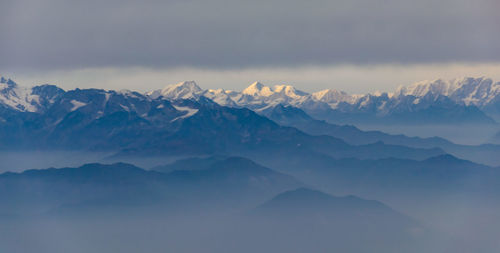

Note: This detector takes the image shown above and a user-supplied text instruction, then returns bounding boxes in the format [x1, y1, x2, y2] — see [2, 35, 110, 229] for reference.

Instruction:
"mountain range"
[3, 76, 500, 166]
[259, 103, 500, 166]
[0, 76, 448, 164]
[146, 77, 500, 125]
[152, 153, 500, 204]
[2, 76, 499, 125]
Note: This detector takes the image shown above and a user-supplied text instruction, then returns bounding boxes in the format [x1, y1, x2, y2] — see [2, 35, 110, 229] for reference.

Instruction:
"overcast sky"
[1, 0, 499, 93]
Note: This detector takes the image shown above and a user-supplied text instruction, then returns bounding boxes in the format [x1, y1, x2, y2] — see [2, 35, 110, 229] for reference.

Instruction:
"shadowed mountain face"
[115, 101, 445, 161]
[113, 100, 445, 161]
[0, 86, 445, 162]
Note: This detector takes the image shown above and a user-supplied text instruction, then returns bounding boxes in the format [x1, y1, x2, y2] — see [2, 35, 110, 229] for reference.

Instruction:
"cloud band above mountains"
[1, 0, 499, 72]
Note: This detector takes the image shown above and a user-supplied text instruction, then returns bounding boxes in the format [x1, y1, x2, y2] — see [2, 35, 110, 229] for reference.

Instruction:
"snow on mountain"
[232, 82, 313, 110]
[2, 75, 499, 125]
[202, 89, 237, 107]
[148, 81, 238, 106]
[70, 100, 87, 111]
[397, 77, 500, 107]
[273, 85, 307, 98]
[242, 82, 274, 97]
[0, 77, 42, 112]
[240, 82, 308, 99]
[142, 78, 499, 122]
[312, 89, 361, 107]
[170, 105, 199, 122]
[148, 81, 203, 100]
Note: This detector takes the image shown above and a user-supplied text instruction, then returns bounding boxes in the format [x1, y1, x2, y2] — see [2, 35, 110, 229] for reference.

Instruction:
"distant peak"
[242, 81, 274, 96]
[154, 80, 203, 99]
[273, 84, 292, 92]
[397, 76, 496, 99]
[173, 80, 201, 89]
[311, 89, 357, 104]
[162, 81, 202, 92]
[313, 89, 345, 97]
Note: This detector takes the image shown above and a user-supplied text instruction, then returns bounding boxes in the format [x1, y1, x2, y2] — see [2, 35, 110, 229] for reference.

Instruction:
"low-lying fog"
[1, 204, 499, 253]
[0, 151, 111, 173]
[0, 151, 184, 173]
[357, 124, 499, 145]
[1, 149, 499, 252]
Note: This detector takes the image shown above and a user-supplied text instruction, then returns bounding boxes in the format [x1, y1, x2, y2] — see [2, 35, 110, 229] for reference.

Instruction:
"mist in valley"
[1, 154, 500, 253]
[356, 124, 500, 146]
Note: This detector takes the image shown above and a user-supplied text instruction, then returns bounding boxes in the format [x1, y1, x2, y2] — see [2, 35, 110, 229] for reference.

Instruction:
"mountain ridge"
[142, 77, 499, 124]
[3, 76, 498, 124]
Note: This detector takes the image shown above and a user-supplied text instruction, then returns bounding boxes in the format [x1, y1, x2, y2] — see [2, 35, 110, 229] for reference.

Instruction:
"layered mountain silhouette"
[154, 153, 500, 204]
[260, 103, 500, 166]
[262, 152, 500, 202]
[0, 157, 302, 216]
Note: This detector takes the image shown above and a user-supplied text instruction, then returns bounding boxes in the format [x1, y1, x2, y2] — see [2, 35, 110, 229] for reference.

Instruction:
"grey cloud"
[1, 0, 499, 72]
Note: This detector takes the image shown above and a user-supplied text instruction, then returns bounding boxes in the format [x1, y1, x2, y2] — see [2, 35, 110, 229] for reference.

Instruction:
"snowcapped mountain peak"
[117, 89, 143, 99]
[397, 79, 454, 97]
[242, 82, 274, 96]
[273, 84, 308, 98]
[148, 81, 203, 100]
[395, 77, 500, 107]
[273, 84, 291, 93]
[0, 78, 39, 112]
[2, 76, 497, 124]
[207, 88, 225, 94]
[203, 88, 237, 106]
[312, 89, 346, 100]
[311, 89, 359, 107]
[162, 80, 202, 93]
[170, 80, 201, 90]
